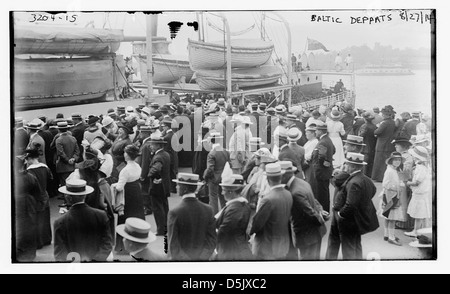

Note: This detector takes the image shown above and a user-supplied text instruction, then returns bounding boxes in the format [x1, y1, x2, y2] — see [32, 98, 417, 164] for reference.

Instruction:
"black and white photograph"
[3, 0, 447, 275]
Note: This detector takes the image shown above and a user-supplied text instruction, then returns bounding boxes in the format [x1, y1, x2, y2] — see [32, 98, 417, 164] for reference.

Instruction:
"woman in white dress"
[326, 109, 346, 168]
[303, 124, 319, 197]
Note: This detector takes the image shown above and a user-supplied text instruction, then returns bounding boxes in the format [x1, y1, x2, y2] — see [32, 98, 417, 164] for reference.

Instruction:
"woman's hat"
[117, 122, 134, 135]
[381, 105, 396, 116]
[116, 217, 157, 244]
[343, 134, 366, 146]
[279, 160, 298, 172]
[330, 109, 342, 120]
[287, 128, 302, 142]
[88, 116, 100, 126]
[220, 174, 245, 188]
[58, 179, 94, 196]
[141, 107, 151, 116]
[264, 162, 285, 177]
[409, 146, 429, 162]
[173, 172, 203, 185]
[391, 136, 412, 146]
[386, 151, 404, 165]
[102, 116, 114, 128]
[249, 137, 265, 146]
[253, 147, 272, 158]
[362, 111, 375, 121]
[345, 152, 367, 165]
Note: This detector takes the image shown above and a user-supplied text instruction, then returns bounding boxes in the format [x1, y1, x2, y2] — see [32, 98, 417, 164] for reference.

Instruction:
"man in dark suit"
[331, 152, 379, 260]
[144, 137, 171, 236]
[277, 130, 300, 171]
[26, 121, 46, 164]
[70, 113, 87, 162]
[53, 179, 113, 262]
[168, 173, 216, 261]
[14, 117, 29, 157]
[161, 118, 179, 193]
[287, 127, 306, 179]
[203, 132, 230, 215]
[250, 162, 293, 260]
[311, 122, 335, 213]
[249, 103, 261, 138]
[137, 126, 153, 215]
[400, 111, 421, 139]
[54, 122, 80, 190]
[281, 161, 327, 260]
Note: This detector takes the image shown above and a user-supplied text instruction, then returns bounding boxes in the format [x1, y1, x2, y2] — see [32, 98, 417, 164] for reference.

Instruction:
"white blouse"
[304, 138, 319, 161]
[115, 161, 142, 191]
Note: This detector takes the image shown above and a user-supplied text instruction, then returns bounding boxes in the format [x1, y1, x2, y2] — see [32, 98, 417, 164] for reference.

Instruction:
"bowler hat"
[116, 217, 157, 244]
[58, 179, 94, 196]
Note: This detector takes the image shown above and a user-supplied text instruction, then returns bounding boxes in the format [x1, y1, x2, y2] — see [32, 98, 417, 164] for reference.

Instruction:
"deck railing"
[292, 89, 355, 111]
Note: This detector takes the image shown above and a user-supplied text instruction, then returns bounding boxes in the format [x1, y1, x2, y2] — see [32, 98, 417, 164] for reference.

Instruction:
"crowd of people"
[13, 94, 433, 262]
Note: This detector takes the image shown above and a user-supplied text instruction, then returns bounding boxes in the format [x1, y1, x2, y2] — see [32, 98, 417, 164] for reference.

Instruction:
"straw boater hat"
[56, 121, 71, 129]
[305, 124, 317, 132]
[266, 107, 276, 115]
[279, 160, 298, 173]
[409, 146, 429, 162]
[139, 126, 152, 133]
[220, 174, 245, 188]
[147, 137, 167, 144]
[287, 128, 302, 142]
[330, 109, 342, 121]
[116, 217, 157, 244]
[285, 114, 300, 122]
[386, 151, 404, 165]
[315, 122, 328, 132]
[194, 99, 203, 106]
[343, 135, 366, 146]
[391, 136, 412, 146]
[264, 162, 286, 177]
[58, 179, 94, 196]
[345, 152, 367, 165]
[25, 121, 43, 130]
[149, 120, 160, 129]
[173, 172, 203, 185]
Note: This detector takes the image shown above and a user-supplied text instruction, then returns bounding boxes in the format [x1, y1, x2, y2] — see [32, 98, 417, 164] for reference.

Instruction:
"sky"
[13, 9, 433, 61]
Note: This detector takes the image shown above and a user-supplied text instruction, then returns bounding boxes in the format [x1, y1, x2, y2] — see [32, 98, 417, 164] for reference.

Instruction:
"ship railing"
[292, 89, 354, 111]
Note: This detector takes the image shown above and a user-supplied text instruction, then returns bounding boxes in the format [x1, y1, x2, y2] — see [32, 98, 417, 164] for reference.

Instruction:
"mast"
[222, 14, 232, 103]
[145, 13, 154, 104]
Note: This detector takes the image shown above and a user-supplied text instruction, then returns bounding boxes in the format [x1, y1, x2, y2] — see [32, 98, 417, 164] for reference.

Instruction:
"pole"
[271, 12, 292, 107]
[196, 12, 202, 41]
[220, 14, 232, 103]
[146, 13, 154, 105]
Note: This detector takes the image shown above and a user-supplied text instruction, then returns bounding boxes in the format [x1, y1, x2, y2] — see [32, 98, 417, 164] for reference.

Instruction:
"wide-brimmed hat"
[264, 162, 285, 177]
[220, 174, 245, 188]
[409, 146, 429, 162]
[287, 128, 302, 142]
[58, 179, 94, 196]
[116, 217, 157, 244]
[173, 172, 203, 185]
[391, 136, 412, 146]
[117, 122, 134, 135]
[102, 116, 114, 128]
[343, 135, 366, 146]
[386, 151, 404, 165]
[279, 160, 298, 173]
[141, 107, 151, 116]
[345, 152, 367, 165]
[253, 147, 272, 158]
[330, 109, 342, 120]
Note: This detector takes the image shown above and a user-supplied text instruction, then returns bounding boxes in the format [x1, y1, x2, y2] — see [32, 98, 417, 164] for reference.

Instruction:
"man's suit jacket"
[312, 134, 335, 180]
[339, 171, 379, 235]
[70, 122, 87, 146]
[287, 178, 326, 247]
[53, 203, 113, 262]
[250, 186, 293, 260]
[147, 149, 171, 196]
[288, 142, 306, 178]
[162, 129, 178, 166]
[167, 197, 217, 261]
[401, 119, 420, 139]
[204, 147, 230, 185]
[27, 133, 46, 164]
[14, 127, 29, 156]
[55, 132, 80, 174]
[279, 144, 301, 176]
[138, 138, 152, 177]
